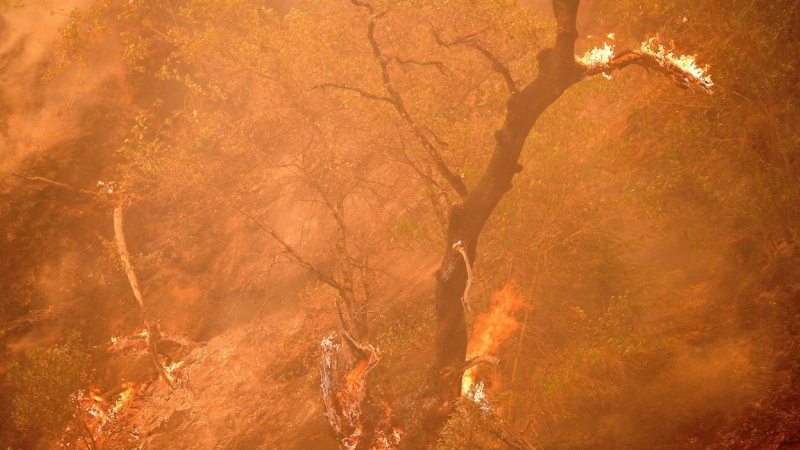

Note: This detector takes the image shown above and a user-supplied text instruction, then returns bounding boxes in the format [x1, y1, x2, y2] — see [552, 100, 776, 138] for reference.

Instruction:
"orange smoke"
[116, 66, 133, 104]
[462, 281, 525, 396]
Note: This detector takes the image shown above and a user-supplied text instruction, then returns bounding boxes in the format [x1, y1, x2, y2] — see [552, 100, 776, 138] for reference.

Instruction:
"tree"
[306, 1, 713, 447]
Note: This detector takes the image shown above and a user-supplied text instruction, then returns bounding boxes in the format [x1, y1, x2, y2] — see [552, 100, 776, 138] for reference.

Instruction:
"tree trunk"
[411, 1, 583, 443]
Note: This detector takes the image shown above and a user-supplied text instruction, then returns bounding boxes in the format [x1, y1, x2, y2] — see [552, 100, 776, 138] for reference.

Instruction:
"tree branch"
[386, 55, 448, 75]
[226, 201, 347, 294]
[349, 0, 469, 198]
[432, 31, 518, 94]
[13, 174, 103, 199]
[313, 83, 394, 105]
[14, 174, 178, 388]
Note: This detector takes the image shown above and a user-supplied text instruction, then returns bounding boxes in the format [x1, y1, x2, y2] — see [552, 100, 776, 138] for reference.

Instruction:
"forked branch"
[226, 201, 347, 294]
[347, 0, 469, 198]
[433, 31, 518, 94]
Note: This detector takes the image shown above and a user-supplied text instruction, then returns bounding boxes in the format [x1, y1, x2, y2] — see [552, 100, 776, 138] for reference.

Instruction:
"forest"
[0, 0, 798, 448]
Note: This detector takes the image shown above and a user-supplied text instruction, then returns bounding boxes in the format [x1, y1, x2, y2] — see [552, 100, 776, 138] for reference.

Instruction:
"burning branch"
[71, 382, 145, 449]
[576, 35, 714, 93]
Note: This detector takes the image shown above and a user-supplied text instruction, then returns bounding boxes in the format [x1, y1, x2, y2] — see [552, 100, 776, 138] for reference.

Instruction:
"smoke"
[0, 0, 106, 175]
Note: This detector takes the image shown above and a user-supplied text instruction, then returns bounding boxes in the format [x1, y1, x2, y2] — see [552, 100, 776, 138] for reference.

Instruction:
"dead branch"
[113, 203, 174, 388]
[497, 428, 538, 450]
[0, 305, 65, 341]
[226, 200, 348, 294]
[386, 55, 448, 75]
[314, 83, 394, 104]
[320, 332, 397, 450]
[458, 355, 500, 374]
[13, 174, 103, 199]
[13, 174, 179, 387]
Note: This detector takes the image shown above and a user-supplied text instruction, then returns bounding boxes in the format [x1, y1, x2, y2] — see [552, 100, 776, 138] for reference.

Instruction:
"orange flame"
[72, 382, 143, 448]
[344, 360, 367, 399]
[462, 282, 525, 396]
[165, 360, 185, 385]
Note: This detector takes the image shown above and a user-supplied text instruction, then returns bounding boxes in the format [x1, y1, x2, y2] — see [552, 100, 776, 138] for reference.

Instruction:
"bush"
[7, 331, 90, 434]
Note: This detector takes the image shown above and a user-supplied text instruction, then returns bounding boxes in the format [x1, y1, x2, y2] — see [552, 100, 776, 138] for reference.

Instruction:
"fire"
[639, 37, 714, 89]
[165, 360, 185, 385]
[462, 282, 525, 397]
[109, 328, 149, 353]
[112, 385, 134, 415]
[321, 333, 399, 449]
[576, 33, 616, 70]
[70, 382, 143, 448]
[346, 360, 367, 384]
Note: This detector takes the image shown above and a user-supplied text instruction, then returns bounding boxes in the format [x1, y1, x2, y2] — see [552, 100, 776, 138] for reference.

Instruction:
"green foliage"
[7, 331, 90, 433]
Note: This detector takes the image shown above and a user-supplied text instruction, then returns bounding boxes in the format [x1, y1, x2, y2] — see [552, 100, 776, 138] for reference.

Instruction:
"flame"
[462, 282, 525, 397]
[71, 382, 143, 448]
[345, 360, 367, 389]
[576, 33, 616, 70]
[639, 37, 713, 89]
[109, 329, 149, 353]
[165, 360, 185, 385]
[333, 359, 370, 449]
[321, 334, 398, 449]
[112, 385, 134, 415]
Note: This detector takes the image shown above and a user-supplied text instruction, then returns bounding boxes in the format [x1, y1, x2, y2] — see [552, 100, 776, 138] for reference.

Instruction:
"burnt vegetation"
[1, 0, 799, 449]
